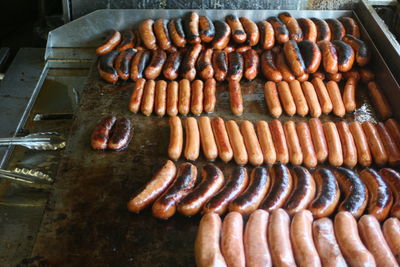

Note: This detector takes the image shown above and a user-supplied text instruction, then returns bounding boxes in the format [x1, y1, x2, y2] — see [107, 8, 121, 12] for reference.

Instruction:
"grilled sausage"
[311, 18, 331, 42]
[268, 209, 297, 267]
[240, 17, 259, 46]
[141, 79, 156, 116]
[336, 121, 357, 168]
[323, 122, 343, 166]
[290, 210, 322, 267]
[342, 34, 371, 66]
[115, 48, 136, 81]
[163, 50, 182, 80]
[152, 162, 197, 219]
[226, 15, 247, 44]
[348, 121, 372, 167]
[229, 167, 270, 215]
[380, 168, 400, 219]
[301, 81, 322, 118]
[296, 122, 317, 168]
[267, 17, 289, 44]
[204, 166, 249, 215]
[279, 12, 303, 42]
[283, 40, 306, 77]
[195, 213, 227, 267]
[198, 116, 218, 161]
[264, 81, 283, 118]
[276, 51, 296, 82]
[362, 121, 388, 165]
[213, 50, 228, 82]
[228, 79, 243, 116]
[296, 72, 309, 82]
[244, 210, 272, 267]
[358, 215, 398, 266]
[326, 19, 345, 41]
[107, 117, 131, 151]
[191, 80, 203, 116]
[226, 120, 248, 166]
[242, 49, 259, 81]
[211, 117, 233, 163]
[212, 20, 231, 50]
[385, 119, 400, 148]
[339, 16, 361, 38]
[129, 78, 146, 113]
[298, 18, 317, 43]
[309, 118, 329, 163]
[298, 40, 321, 73]
[258, 21, 275, 50]
[277, 81, 296, 116]
[181, 43, 202, 81]
[256, 121, 276, 165]
[332, 40, 355, 72]
[96, 30, 121, 55]
[261, 50, 282, 82]
[98, 51, 119, 83]
[183, 12, 200, 44]
[178, 79, 191, 115]
[312, 217, 347, 267]
[168, 116, 183, 161]
[382, 217, 400, 263]
[284, 121, 303, 165]
[127, 160, 177, 213]
[91, 116, 116, 150]
[359, 68, 375, 83]
[289, 80, 309, 116]
[326, 72, 343, 82]
[343, 77, 358, 113]
[334, 167, 368, 218]
[203, 78, 216, 113]
[311, 69, 326, 80]
[154, 19, 172, 50]
[199, 15, 215, 43]
[260, 163, 293, 212]
[241, 120, 264, 166]
[326, 80, 345, 117]
[154, 80, 167, 116]
[319, 41, 338, 74]
[343, 68, 361, 81]
[335, 211, 376, 266]
[130, 50, 150, 81]
[221, 212, 246, 267]
[139, 19, 158, 50]
[367, 81, 393, 120]
[197, 48, 214, 80]
[309, 168, 340, 218]
[285, 167, 316, 216]
[310, 78, 331, 114]
[376, 122, 400, 166]
[168, 19, 187, 48]
[184, 117, 200, 161]
[228, 51, 244, 81]
[166, 81, 179, 116]
[269, 120, 289, 164]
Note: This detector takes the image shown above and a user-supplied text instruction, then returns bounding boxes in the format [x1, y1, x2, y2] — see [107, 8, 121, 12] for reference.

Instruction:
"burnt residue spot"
[233, 29, 245, 36]
[332, 40, 353, 65]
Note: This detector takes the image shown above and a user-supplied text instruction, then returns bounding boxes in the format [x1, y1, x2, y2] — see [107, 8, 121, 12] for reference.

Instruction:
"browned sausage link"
[367, 81, 393, 120]
[197, 48, 214, 80]
[117, 30, 135, 52]
[154, 80, 167, 117]
[191, 80, 203, 116]
[130, 50, 150, 81]
[333, 167, 368, 219]
[309, 118, 328, 163]
[359, 68, 375, 83]
[203, 78, 216, 114]
[152, 163, 197, 219]
[133, 29, 145, 51]
[211, 117, 233, 163]
[278, 12, 303, 42]
[212, 20, 231, 50]
[141, 80, 156, 116]
[236, 45, 251, 53]
[91, 116, 116, 150]
[343, 77, 358, 113]
[298, 18, 317, 43]
[319, 41, 338, 74]
[96, 30, 121, 55]
[115, 48, 137, 81]
[199, 16, 215, 43]
[228, 51, 244, 81]
[332, 40, 355, 72]
[178, 164, 224, 217]
[359, 168, 393, 222]
[98, 51, 119, 84]
[139, 19, 158, 50]
[260, 163, 293, 212]
[336, 121, 357, 168]
[339, 17, 361, 38]
[309, 168, 340, 219]
[229, 167, 270, 215]
[163, 50, 182, 81]
[261, 50, 282, 82]
[276, 50, 295, 82]
[296, 122, 317, 168]
[362, 121, 389, 166]
[228, 79, 243, 116]
[385, 119, 400, 149]
[342, 34, 371, 67]
[107, 117, 132, 151]
[181, 44, 202, 81]
[311, 69, 325, 80]
[269, 120, 289, 164]
[326, 72, 342, 83]
[240, 17, 259, 46]
[144, 50, 167, 80]
[349, 121, 372, 167]
[380, 168, 400, 219]
[283, 40, 306, 77]
[323, 121, 343, 166]
[342, 68, 360, 81]
[154, 19, 172, 51]
[204, 166, 248, 215]
[311, 18, 331, 42]
[258, 21, 275, 50]
[183, 12, 201, 44]
[242, 49, 259, 81]
[326, 19, 345, 40]
[284, 166, 316, 216]
[226, 15, 247, 44]
[212, 50, 228, 82]
[267, 17, 289, 44]
[168, 19, 186, 48]
[129, 78, 146, 113]
[298, 40, 321, 74]
[376, 122, 400, 166]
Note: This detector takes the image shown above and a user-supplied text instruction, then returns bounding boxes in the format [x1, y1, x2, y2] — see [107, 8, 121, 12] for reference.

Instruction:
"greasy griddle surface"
[30, 61, 376, 266]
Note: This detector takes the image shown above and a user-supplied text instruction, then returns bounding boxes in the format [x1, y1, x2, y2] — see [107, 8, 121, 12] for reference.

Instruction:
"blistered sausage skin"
[283, 40, 306, 77]
[152, 162, 197, 219]
[278, 12, 303, 42]
[228, 51, 244, 81]
[191, 79, 203, 116]
[367, 81, 393, 120]
[349, 121, 372, 167]
[343, 34, 371, 66]
[213, 20, 231, 50]
[309, 118, 328, 163]
[277, 81, 296, 116]
[221, 212, 246, 267]
[226, 120, 248, 166]
[184, 117, 200, 161]
[98, 51, 119, 84]
[362, 121, 388, 166]
[197, 48, 214, 80]
[168, 116, 183, 161]
[228, 80, 244, 116]
[139, 19, 158, 50]
[166, 81, 179, 116]
[298, 18, 317, 43]
[380, 168, 400, 219]
[258, 21, 275, 50]
[183, 12, 201, 44]
[129, 78, 146, 113]
[339, 17, 361, 38]
[243, 49, 259, 81]
[229, 167, 270, 216]
[107, 117, 132, 151]
[163, 50, 182, 81]
[181, 43, 202, 81]
[127, 160, 177, 213]
[198, 116, 218, 161]
[240, 17, 259, 46]
[382, 217, 400, 263]
[178, 79, 191, 115]
[199, 15, 215, 43]
[154, 80, 167, 117]
[204, 166, 248, 215]
[326, 19, 345, 40]
[96, 30, 121, 55]
[289, 80, 309, 117]
[319, 41, 338, 74]
[261, 50, 282, 82]
[301, 81, 322, 118]
[267, 17, 289, 44]
[154, 19, 172, 51]
[284, 121, 303, 165]
[211, 117, 233, 163]
[115, 48, 136, 80]
[309, 168, 340, 218]
[256, 121, 277, 165]
[130, 50, 150, 81]
[336, 121, 357, 168]
[296, 122, 317, 168]
[276, 51, 295, 82]
[213, 50, 228, 82]
[332, 40, 355, 72]
[91, 116, 116, 150]
[204, 78, 216, 113]
[311, 18, 331, 42]
[269, 120, 289, 164]
[334, 167, 368, 219]
[241, 120, 264, 166]
[226, 15, 247, 44]
[298, 40, 321, 74]
[264, 81, 283, 118]
[376, 122, 400, 166]
[168, 19, 186, 48]
[141, 80, 156, 116]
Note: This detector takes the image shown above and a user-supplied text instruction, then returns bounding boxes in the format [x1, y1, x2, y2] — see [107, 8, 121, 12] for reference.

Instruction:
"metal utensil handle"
[0, 168, 53, 184]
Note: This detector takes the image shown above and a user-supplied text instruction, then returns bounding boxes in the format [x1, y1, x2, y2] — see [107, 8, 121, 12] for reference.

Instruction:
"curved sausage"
[311, 18, 331, 42]
[96, 30, 121, 55]
[154, 80, 167, 117]
[213, 50, 228, 82]
[336, 121, 357, 168]
[241, 120, 264, 166]
[211, 117, 233, 163]
[168, 19, 186, 48]
[326, 19, 345, 40]
[309, 168, 340, 218]
[181, 43, 202, 81]
[264, 81, 283, 118]
[228, 51, 244, 81]
[343, 77, 358, 113]
[323, 122, 343, 166]
[296, 122, 317, 168]
[166, 81, 179, 116]
[380, 168, 400, 219]
[283, 40, 306, 77]
[226, 120, 248, 166]
[298, 18, 317, 43]
[269, 120, 289, 164]
[343, 34, 371, 66]
[127, 160, 177, 213]
[130, 50, 150, 81]
[284, 121, 303, 165]
[289, 80, 309, 117]
[301, 81, 322, 118]
[98, 51, 119, 84]
[197, 48, 214, 80]
[326, 80, 345, 117]
[154, 19, 172, 51]
[309, 118, 328, 163]
[91, 116, 116, 150]
[184, 117, 200, 161]
[367, 81, 393, 120]
[382, 217, 400, 263]
[311, 77, 332, 114]
[129, 78, 146, 113]
[212, 20, 231, 50]
[276, 51, 295, 82]
[362, 121, 388, 165]
[115, 48, 136, 80]
[298, 40, 321, 74]
[261, 50, 282, 82]
[199, 15, 215, 43]
[141, 79, 155, 116]
[226, 15, 247, 44]
[376, 122, 400, 166]
[267, 17, 289, 44]
[277, 81, 296, 116]
[278, 12, 303, 42]
[319, 41, 338, 74]
[221, 212, 246, 267]
[191, 79, 203, 116]
[178, 79, 191, 115]
[204, 78, 216, 113]
[243, 49, 259, 81]
[332, 40, 355, 72]
[339, 17, 361, 38]
[258, 21, 275, 50]
[183, 12, 200, 44]
[168, 116, 183, 161]
[228, 79, 244, 116]
[139, 19, 158, 50]
[163, 50, 182, 81]
[349, 121, 372, 167]
[240, 17, 259, 46]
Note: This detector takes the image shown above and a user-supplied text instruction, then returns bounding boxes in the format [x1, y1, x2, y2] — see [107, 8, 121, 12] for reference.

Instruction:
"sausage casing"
[168, 116, 183, 161]
[256, 121, 277, 165]
[296, 122, 317, 168]
[199, 116, 218, 161]
[139, 19, 158, 50]
[269, 120, 289, 164]
[211, 117, 233, 163]
[226, 120, 248, 166]
[91, 116, 116, 150]
[141, 79, 156, 116]
[309, 118, 328, 163]
[380, 168, 400, 219]
[323, 122, 343, 167]
[129, 78, 146, 113]
[184, 117, 200, 161]
[349, 121, 372, 167]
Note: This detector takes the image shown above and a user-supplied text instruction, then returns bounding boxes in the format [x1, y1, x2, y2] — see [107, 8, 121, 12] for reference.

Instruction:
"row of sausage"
[168, 116, 400, 168]
[127, 160, 400, 221]
[96, 12, 362, 55]
[195, 210, 400, 267]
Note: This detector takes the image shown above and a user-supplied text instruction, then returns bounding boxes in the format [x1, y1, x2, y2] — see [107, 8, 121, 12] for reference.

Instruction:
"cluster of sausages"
[128, 159, 400, 222]
[128, 78, 216, 116]
[168, 116, 400, 168]
[196, 210, 400, 267]
[90, 116, 132, 151]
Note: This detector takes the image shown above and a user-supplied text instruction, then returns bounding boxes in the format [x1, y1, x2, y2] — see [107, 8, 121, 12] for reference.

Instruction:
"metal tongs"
[0, 168, 53, 185]
[0, 132, 66, 150]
